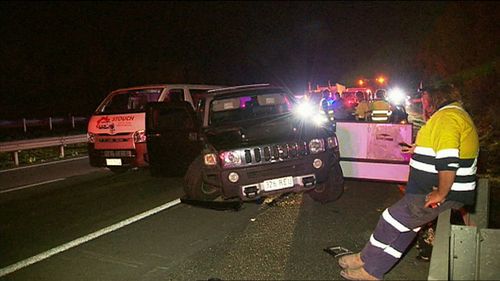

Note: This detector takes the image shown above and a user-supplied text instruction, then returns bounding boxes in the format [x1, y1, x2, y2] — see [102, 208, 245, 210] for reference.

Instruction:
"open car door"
[145, 101, 203, 176]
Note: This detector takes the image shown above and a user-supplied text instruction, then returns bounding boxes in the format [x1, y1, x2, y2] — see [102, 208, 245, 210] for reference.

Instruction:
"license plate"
[262, 176, 294, 191]
[106, 158, 122, 166]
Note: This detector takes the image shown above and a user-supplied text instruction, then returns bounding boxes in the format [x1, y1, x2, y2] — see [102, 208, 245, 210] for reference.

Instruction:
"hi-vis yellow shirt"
[370, 100, 391, 111]
[406, 102, 479, 205]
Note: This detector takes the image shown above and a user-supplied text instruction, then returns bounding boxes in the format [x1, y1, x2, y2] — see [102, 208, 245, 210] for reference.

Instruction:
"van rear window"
[97, 89, 162, 114]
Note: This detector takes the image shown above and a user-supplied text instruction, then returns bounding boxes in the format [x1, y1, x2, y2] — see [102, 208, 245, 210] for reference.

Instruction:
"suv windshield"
[209, 89, 293, 126]
[97, 88, 163, 114]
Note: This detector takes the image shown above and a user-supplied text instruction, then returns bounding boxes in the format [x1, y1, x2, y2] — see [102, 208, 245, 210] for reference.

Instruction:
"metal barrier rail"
[428, 178, 499, 280]
[0, 116, 87, 131]
[0, 134, 87, 166]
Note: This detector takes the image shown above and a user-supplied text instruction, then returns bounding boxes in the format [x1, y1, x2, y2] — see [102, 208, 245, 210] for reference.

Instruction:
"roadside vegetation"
[0, 117, 88, 169]
[415, 2, 498, 180]
[0, 143, 88, 170]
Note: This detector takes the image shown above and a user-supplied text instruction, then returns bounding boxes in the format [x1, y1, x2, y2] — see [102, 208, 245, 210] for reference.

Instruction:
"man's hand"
[424, 188, 446, 208]
[400, 143, 416, 154]
[424, 169, 456, 208]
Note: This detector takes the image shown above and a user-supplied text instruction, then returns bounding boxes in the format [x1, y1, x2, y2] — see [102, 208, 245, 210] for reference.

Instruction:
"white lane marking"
[0, 178, 66, 194]
[0, 198, 182, 277]
[0, 156, 89, 173]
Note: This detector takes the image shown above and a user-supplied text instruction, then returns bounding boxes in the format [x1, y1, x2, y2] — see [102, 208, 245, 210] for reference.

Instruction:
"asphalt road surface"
[0, 160, 430, 280]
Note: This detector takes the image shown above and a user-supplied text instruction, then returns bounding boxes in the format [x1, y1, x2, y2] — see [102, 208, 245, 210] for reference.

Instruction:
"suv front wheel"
[307, 161, 344, 204]
[183, 156, 221, 201]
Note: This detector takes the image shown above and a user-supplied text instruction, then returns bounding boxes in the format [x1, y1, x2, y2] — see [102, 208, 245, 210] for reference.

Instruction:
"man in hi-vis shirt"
[338, 85, 479, 280]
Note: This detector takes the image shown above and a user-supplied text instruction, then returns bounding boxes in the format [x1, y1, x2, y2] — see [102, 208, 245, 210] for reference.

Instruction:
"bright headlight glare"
[312, 113, 328, 125]
[294, 101, 315, 119]
[204, 153, 218, 166]
[388, 87, 406, 104]
[309, 139, 325, 154]
[221, 151, 241, 166]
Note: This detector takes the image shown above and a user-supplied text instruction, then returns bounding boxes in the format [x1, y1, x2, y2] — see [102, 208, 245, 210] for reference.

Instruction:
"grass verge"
[0, 143, 88, 170]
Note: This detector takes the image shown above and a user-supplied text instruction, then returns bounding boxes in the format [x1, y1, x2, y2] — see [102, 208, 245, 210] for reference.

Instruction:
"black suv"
[145, 84, 344, 203]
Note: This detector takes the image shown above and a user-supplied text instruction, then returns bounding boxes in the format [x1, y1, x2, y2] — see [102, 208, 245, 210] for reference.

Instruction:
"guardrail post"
[450, 225, 478, 280]
[13, 151, 19, 166]
[49, 117, 53, 130]
[428, 179, 494, 280]
[59, 145, 65, 158]
[478, 228, 500, 279]
[467, 178, 490, 228]
[72, 116, 75, 128]
[428, 209, 451, 280]
[23, 118, 27, 133]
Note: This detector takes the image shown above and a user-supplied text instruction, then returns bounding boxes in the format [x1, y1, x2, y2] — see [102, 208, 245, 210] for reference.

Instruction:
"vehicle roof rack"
[207, 84, 271, 93]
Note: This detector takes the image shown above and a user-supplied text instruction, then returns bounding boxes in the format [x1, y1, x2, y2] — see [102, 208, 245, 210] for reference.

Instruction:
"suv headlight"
[308, 139, 325, 154]
[327, 136, 339, 149]
[312, 112, 329, 125]
[293, 101, 328, 126]
[220, 151, 242, 167]
[293, 101, 315, 119]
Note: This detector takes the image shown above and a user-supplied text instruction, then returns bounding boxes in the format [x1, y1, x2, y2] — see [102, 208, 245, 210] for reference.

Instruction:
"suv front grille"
[242, 141, 309, 166]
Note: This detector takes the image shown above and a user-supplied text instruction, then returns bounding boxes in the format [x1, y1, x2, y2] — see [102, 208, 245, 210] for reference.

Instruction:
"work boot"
[338, 253, 364, 269]
[340, 267, 379, 280]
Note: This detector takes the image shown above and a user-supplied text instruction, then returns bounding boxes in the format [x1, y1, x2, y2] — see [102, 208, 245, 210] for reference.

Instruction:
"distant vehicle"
[87, 84, 225, 173]
[145, 84, 345, 203]
[341, 88, 373, 109]
[304, 83, 346, 105]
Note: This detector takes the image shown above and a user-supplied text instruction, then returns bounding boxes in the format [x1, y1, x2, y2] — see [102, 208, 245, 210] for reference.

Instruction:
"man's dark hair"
[425, 84, 461, 109]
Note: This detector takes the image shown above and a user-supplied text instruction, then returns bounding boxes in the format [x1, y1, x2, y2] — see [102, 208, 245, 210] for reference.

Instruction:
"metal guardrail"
[428, 178, 500, 280]
[0, 116, 87, 130]
[0, 134, 88, 166]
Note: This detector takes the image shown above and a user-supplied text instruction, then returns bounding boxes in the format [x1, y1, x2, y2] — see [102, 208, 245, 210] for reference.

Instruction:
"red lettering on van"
[96, 116, 114, 129]
[111, 116, 135, 122]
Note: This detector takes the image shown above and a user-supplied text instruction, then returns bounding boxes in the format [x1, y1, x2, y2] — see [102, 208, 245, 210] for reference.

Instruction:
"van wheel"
[108, 166, 129, 174]
[183, 156, 220, 201]
[307, 161, 344, 204]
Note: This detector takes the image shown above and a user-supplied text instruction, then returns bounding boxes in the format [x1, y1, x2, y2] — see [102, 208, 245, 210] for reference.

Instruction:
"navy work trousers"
[360, 193, 463, 279]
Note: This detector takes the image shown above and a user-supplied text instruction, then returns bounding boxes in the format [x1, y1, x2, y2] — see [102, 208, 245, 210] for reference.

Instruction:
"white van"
[87, 84, 224, 172]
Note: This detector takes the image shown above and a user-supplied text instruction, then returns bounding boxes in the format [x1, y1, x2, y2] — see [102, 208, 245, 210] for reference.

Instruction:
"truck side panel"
[336, 121, 413, 182]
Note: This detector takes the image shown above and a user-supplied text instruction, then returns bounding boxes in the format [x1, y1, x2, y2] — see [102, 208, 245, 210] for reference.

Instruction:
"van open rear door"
[145, 101, 203, 176]
[336, 121, 413, 182]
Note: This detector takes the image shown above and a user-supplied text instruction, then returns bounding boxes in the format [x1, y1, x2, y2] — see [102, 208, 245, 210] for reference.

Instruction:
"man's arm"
[424, 170, 456, 208]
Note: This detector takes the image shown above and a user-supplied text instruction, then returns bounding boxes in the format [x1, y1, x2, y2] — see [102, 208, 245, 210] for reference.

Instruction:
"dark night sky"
[0, 1, 448, 118]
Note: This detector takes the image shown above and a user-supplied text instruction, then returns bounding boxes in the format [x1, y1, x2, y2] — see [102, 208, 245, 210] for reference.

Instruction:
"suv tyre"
[184, 156, 221, 201]
[307, 161, 344, 203]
